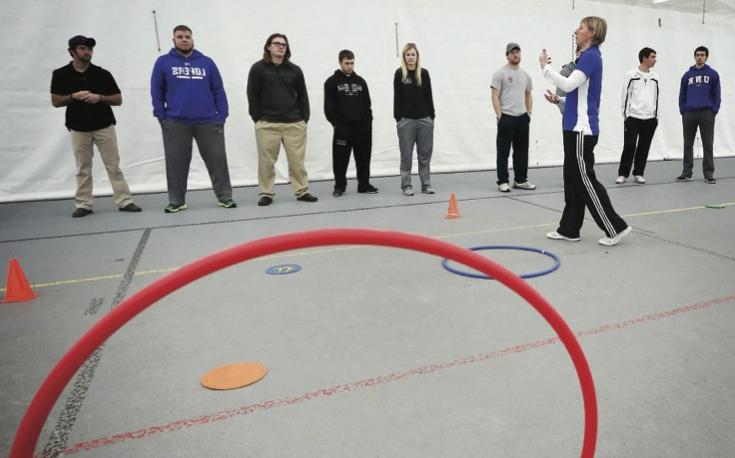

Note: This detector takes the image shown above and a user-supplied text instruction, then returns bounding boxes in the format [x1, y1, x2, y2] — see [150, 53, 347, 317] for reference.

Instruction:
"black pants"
[332, 121, 372, 191]
[558, 131, 628, 238]
[617, 117, 658, 177]
[681, 109, 715, 179]
[496, 113, 530, 184]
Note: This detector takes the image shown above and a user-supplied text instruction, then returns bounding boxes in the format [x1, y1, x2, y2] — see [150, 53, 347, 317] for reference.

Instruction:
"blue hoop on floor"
[441, 245, 561, 280]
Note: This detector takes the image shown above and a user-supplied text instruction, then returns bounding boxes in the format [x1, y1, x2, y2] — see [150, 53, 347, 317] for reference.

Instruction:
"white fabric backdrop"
[1, 0, 732, 202]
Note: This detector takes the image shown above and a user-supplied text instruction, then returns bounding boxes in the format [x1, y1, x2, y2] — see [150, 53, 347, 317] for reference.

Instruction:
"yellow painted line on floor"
[3, 202, 732, 293]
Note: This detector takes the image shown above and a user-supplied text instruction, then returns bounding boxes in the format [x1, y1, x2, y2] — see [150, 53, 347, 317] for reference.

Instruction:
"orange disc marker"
[201, 362, 268, 390]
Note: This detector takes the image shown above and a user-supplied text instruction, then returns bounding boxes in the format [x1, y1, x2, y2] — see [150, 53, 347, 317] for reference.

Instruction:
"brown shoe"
[296, 193, 318, 202]
[72, 208, 93, 218]
[119, 203, 142, 212]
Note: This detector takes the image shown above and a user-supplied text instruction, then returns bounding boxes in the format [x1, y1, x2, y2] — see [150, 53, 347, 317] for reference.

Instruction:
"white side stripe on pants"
[575, 131, 616, 236]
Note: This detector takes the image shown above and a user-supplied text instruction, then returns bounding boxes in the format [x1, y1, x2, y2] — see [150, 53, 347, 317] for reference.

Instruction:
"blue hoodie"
[679, 64, 720, 114]
[150, 48, 228, 123]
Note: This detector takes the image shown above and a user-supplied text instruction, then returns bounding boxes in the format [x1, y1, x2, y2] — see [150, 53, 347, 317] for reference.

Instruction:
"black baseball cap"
[68, 35, 96, 49]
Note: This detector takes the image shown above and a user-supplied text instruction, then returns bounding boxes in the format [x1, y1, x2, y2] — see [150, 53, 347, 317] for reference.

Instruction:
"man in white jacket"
[616, 47, 659, 184]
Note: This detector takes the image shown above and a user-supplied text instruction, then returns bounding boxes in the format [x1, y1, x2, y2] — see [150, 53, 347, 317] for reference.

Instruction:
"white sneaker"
[402, 187, 414, 196]
[513, 181, 536, 190]
[498, 183, 511, 193]
[633, 175, 645, 184]
[598, 226, 632, 246]
[546, 231, 580, 242]
[615, 176, 626, 184]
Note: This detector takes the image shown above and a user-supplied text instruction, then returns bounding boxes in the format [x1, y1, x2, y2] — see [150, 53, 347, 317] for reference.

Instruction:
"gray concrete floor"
[1, 158, 734, 457]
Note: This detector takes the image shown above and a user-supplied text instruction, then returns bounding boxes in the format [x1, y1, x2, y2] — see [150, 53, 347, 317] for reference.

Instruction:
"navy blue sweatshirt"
[393, 68, 435, 121]
[679, 64, 721, 114]
[324, 70, 372, 127]
[150, 48, 228, 123]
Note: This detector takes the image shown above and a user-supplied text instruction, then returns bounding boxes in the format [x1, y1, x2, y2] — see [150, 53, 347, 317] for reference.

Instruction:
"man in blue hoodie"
[151, 25, 236, 212]
[677, 46, 721, 184]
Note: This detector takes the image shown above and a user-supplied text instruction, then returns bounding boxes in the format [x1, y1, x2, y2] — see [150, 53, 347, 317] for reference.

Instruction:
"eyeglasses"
[271, 42, 288, 48]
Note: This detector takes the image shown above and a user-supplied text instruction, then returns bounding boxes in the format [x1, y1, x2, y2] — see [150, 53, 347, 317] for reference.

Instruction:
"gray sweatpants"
[160, 119, 233, 205]
[397, 117, 434, 190]
[681, 109, 716, 179]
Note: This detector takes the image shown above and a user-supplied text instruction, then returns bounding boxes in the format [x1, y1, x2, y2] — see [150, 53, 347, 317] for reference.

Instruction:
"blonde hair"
[400, 43, 422, 86]
[581, 16, 607, 46]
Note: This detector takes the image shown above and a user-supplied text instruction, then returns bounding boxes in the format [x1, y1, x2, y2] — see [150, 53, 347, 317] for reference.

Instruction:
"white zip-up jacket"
[621, 67, 659, 120]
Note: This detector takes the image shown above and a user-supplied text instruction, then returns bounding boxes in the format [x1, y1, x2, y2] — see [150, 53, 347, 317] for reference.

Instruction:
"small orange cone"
[2, 258, 37, 303]
[445, 192, 461, 219]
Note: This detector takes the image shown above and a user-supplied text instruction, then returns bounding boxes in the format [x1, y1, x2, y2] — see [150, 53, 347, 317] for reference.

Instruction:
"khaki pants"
[255, 120, 309, 197]
[70, 125, 133, 209]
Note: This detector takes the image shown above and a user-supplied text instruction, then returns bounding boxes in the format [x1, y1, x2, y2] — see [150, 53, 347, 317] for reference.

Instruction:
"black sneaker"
[257, 195, 273, 206]
[297, 193, 318, 202]
[675, 175, 692, 182]
[333, 188, 345, 197]
[358, 185, 379, 194]
[705, 177, 717, 184]
[72, 208, 93, 218]
[218, 199, 237, 208]
[164, 203, 187, 213]
[119, 203, 142, 212]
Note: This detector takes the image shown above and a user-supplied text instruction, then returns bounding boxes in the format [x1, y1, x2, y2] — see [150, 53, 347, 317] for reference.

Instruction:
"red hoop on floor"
[10, 228, 597, 457]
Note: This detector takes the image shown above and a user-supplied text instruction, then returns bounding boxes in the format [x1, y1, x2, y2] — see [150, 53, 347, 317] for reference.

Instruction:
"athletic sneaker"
[705, 177, 717, 184]
[218, 199, 237, 208]
[422, 187, 436, 194]
[513, 181, 536, 190]
[498, 183, 511, 193]
[546, 231, 580, 242]
[633, 175, 646, 184]
[403, 187, 414, 196]
[598, 226, 632, 247]
[615, 176, 626, 184]
[164, 203, 187, 213]
[675, 175, 692, 182]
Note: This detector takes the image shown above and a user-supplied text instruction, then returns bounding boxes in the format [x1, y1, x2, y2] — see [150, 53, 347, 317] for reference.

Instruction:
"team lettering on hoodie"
[678, 64, 720, 114]
[150, 48, 229, 123]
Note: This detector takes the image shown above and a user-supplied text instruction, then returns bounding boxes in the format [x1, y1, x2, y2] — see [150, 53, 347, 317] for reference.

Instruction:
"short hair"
[694, 46, 709, 57]
[638, 47, 656, 63]
[262, 33, 291, 63]
[581, 16, 607, 46]
[339, 50, 355, 62]
[173, 25, 192, 35]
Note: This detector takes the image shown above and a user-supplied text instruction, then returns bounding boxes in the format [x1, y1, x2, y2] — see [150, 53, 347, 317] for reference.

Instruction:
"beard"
[175, 43, 193, 54]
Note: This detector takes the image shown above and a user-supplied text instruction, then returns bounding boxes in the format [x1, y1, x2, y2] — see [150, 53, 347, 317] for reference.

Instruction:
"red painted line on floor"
[58, 294, 735, 456]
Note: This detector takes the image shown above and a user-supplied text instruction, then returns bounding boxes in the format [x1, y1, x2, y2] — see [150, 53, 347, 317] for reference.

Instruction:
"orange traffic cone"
[2, 258, 37, 303]
[445, 192, 461, 219]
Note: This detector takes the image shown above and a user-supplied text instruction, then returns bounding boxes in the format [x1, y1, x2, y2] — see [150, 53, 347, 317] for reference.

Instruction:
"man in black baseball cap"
[50, 35, 142, 217]
[68, 35, 96, 50]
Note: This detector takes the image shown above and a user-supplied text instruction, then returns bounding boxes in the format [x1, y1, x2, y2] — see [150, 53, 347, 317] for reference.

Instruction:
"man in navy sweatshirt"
[150, 25, 236, 212]
[677, 46, 721, 184]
